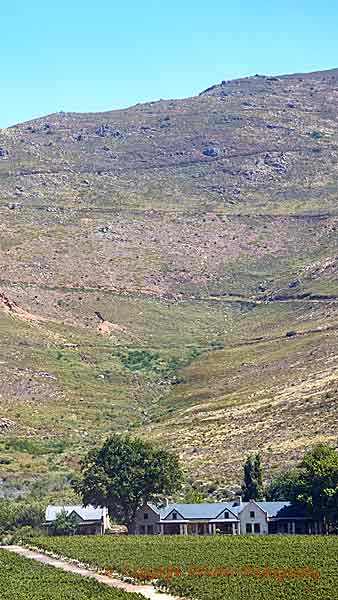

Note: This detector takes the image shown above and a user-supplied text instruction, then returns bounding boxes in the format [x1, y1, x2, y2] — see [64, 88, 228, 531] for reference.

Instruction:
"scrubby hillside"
[0, 67, 338, 496]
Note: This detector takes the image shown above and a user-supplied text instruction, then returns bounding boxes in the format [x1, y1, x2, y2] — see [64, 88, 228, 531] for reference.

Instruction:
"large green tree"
[242, 453, 264, 501]
[291, 444, 338, 531]
[73, 434, 183, 531]
[266, 444, 338, 532]
[265, 469, 301, 501]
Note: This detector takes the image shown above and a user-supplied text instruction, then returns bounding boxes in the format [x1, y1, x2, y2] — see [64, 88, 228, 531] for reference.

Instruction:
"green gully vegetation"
[0, 438, 66, 456]
[33, 535, 338, 600]
[113, 346, 204, 380]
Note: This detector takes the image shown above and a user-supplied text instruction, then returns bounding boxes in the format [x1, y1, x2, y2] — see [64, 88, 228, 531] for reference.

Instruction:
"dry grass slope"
[0, 67, 338, 495]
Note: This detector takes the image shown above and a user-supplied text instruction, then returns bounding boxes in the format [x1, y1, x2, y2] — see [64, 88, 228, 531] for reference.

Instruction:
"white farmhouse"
[45, 505, 110, 535]
[134, 498, 323, 535]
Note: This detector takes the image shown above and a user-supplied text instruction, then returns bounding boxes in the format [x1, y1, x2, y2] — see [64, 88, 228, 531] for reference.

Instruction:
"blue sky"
[2, 0, 338, 127]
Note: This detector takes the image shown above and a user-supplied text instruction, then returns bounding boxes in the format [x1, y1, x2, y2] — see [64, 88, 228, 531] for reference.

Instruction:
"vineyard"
[0, 549, 143, 600]
[34, 535, 338, 600]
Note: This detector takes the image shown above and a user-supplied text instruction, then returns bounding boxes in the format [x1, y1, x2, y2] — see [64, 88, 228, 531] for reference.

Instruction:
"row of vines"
[0, 549, 143, 600]
[35, 534, 338, 600]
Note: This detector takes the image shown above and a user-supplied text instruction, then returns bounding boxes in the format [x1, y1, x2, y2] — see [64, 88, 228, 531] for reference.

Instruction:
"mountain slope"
[0, 67, 338, 496]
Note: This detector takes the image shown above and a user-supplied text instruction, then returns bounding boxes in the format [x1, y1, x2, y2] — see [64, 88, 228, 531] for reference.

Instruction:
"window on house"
[172, 512, 178, 520]
[250, 511, 255, 518]
[144, 513, 149, 520]
[246, 523, 252, 533]
[147, 524, 154, 535]
[224, 511, 229, 519]
[254, 523, 261, 533]
[140, 525, 146, 534]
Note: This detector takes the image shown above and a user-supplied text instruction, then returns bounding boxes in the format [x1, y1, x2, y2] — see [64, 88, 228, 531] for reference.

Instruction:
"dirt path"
[1, 276, 338, 305]
[3, 546, 179, 600]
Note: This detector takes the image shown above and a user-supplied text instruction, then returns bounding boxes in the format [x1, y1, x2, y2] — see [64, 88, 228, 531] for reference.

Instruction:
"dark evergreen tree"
[242, 453, 264, 501]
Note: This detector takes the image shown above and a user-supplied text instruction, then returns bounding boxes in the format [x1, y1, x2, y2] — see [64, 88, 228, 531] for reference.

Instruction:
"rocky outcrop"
[95, 124, 123, 138]
[202, 146, 219, 157]
[0, 293, 40, 322]
[98, 321, 128, 336]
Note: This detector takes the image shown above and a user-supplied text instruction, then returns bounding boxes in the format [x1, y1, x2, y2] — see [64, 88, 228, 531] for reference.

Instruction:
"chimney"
[233, 494, 242, 507]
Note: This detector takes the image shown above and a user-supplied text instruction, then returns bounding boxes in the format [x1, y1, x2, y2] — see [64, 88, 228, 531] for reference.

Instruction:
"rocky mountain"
[0, 67, 338, 497]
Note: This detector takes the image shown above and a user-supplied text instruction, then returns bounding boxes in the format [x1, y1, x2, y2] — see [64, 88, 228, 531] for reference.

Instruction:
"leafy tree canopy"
[292, 443, 338, 529]
[73, 434, 183, 529]
[0, 499, 44, 534]
[266, 443, 338, 531]
[265, 469, 301, 501]
[179, 484, 206, 504]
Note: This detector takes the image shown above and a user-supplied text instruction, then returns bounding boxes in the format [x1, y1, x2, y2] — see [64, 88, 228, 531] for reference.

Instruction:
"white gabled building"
[45, 505, 110, 535]
[134, 498, 323, 536]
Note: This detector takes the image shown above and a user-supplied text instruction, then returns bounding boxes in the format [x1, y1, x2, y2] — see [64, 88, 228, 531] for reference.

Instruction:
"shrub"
[309, 131, 324, 140]
[0, 499, 45, 535]
[113, 347, 204, 380]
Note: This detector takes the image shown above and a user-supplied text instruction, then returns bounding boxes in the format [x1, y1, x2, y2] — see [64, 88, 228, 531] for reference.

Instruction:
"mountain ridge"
[7, 66, 338, 128]
[0, 66, 338, 498]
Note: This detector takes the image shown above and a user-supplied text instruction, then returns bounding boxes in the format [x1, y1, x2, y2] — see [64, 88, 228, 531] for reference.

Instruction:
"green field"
[0, 549, 143, 600]
[34, 535, 338, 600]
